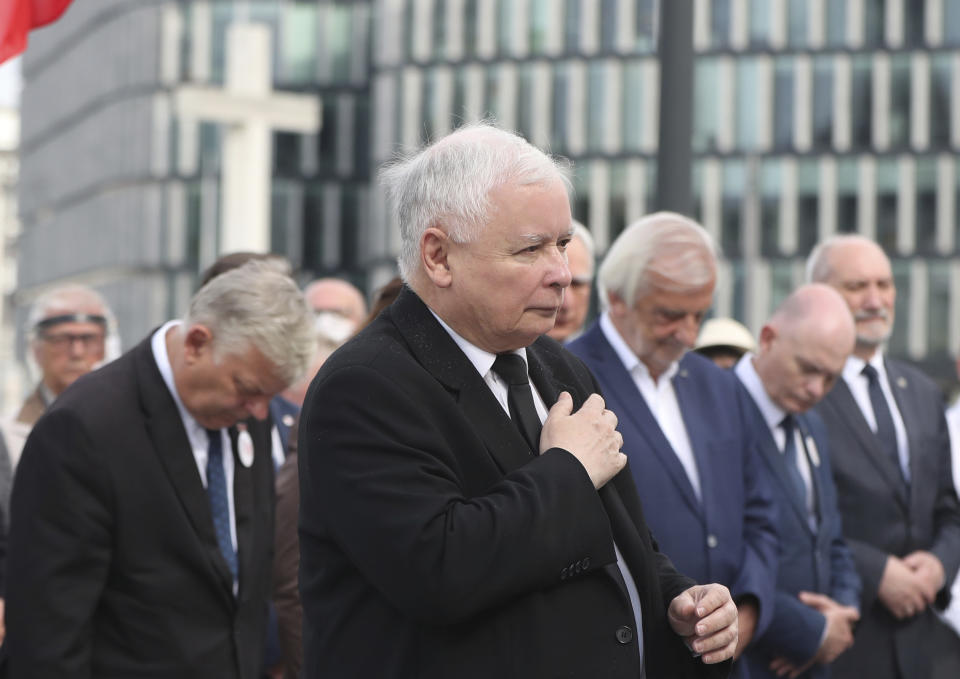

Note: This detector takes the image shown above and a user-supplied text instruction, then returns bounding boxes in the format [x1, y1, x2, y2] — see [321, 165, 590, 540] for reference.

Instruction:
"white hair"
[571, 220, 596, 274]
[184, 260, 315, 385]
[597, 211, 719, 310]
[378, 122, 572, 283]
[805, 233, 885, 283]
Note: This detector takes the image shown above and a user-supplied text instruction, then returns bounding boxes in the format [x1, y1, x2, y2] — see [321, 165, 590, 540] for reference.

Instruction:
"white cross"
[172, 22, 321, 253]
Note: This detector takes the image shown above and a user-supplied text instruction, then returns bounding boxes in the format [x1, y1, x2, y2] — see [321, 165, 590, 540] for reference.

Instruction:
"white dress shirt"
[735, 354, 815, 519]
[432, 311, 645, 669]
[841, 353, 911, 482]
[151, 321, 237, 553]
[600, 313, 701, 500]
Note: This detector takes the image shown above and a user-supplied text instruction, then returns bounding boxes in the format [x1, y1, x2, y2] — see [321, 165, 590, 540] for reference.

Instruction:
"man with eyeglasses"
[2, 284, 118, 473]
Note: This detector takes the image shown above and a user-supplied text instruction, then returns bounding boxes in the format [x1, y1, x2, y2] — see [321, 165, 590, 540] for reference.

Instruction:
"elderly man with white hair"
[2, 284, 119, 472]
[7, 260, 316, 679]
[568, 211, 779, 679]
[298, 125, 738, 679]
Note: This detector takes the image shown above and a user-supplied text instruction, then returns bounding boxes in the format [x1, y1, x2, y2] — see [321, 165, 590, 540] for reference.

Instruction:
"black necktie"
[206, 428, 239, 584]
[491, 354, 542, 454]
[780, 415, 808, 503]
[861, 364, 907, 486]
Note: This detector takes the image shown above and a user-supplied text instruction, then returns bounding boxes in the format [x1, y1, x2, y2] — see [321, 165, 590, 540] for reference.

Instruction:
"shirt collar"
[151, 320, 207, 441]
[600, 311, 680, 383]
[429, 310, 528, 378]
[734, 352, 787, 432]
[843, 350, 885, 383]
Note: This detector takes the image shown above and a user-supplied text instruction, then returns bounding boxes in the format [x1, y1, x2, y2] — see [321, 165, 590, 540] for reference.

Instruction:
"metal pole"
[655, 0, 695, 215]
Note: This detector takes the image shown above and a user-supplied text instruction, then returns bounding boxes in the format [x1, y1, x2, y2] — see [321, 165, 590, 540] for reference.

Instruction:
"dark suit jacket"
[6, 335, 276, 679]
[815, 357, 960, 679]
[739, 402, 861, 679]
[568, 322, 779, 677]
[298, 288, 729, 679]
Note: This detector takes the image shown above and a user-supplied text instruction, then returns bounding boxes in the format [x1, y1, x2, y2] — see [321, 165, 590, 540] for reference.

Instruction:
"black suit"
[816, 357, 960, 679]
[6, 335, 276, 679]
[298, 288, 729, 679]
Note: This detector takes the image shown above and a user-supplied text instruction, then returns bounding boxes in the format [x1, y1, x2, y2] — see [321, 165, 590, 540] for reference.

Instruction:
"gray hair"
[805, 233, 884, 283]
[571, 220, 596, 275]
[597, 211, 719, 310]
[378, 122, 572, 283]
[184, 259, 315, 385]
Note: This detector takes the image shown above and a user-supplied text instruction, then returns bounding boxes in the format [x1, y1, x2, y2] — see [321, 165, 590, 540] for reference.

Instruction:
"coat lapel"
[824, 378, 908, 510]
[580, 326, 702, 516]
[135, 336, 236, 604]
[388, 288, 532, 475]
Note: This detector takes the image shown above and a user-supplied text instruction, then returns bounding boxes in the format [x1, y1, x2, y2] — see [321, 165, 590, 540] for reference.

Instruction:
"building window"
[693, 59, 720, 152]
[464, 0, 478, 57]
[759, 158, 781, 256]
[633, 0, 659, 53]
[517, 63, 537, 141]
[927, 260, 951, 355]
[551, 62, 570, 153]
[825, 0, 846, 47]
[876, 158, 899, 251]
[737, 58, 762, 151]
[622, 59, 645, 152]
[601, 0, 619, 52]
[837, 158, 859, 233]
[711, 0, 732, 49]
[722, 159, 745, 257]
[797, 158, 819, 255]
[904, 0, 926, 48]
[915, 157, 938, 254]
[889, 54, 911, 148]
[773, 57, 794, 151]
[888, 259, 909, 355]
[948, 0, 960, 46]
[749, 0, 772, 47]
[497, 0, 514, 56]
[529, 0, 549, 53]
[812, 56, 834, 150]
[851, 55, 873, 149]
[587, 61, 606, 151]
[565, 0, 580, 53]
[931, 54, 952, 147]
[787, 0, 807, 48]
[864, 0, 885, 47]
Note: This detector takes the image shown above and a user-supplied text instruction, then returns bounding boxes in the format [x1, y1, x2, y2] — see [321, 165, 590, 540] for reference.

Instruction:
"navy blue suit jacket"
[569, 322, 779, 669]
[738, 396, 861, 679]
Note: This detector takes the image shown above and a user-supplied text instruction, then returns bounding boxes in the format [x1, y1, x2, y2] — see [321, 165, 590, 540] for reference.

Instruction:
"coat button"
[707, 534, 718, 549]
[560, 567, 568, 580]
[582, 556, 591, 568]
[615, 626, 633, 644]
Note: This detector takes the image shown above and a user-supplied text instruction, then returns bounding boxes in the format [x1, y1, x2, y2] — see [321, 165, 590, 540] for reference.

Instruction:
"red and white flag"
[0, 0, 74, 65]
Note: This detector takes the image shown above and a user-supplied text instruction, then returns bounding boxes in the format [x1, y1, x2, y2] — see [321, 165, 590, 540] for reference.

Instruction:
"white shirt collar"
[429, 310, 528, 378]
[734, 353, 787, 433]
[842, 350, 885, 383]
[151, 320, 206, 443]
[599, 312, 680, 383]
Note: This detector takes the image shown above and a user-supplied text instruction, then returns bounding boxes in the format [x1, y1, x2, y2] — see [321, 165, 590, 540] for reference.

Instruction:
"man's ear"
[757, 324, 776, 355]
[607, 290, 627, 318]
[421, 226, 453, 288]
[183, 324, 214, 364]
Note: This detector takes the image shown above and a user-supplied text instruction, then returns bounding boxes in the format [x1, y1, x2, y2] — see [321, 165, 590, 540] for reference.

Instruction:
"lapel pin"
[237, 424, 255, 468]
[679, 369, 688, 378]
[896, 376, 907, 389]
[282, 413, 295, 427]
[805, 436, 821, 468]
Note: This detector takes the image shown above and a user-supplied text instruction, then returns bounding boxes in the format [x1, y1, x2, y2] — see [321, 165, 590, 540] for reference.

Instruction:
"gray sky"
[0, 57, 22, 109]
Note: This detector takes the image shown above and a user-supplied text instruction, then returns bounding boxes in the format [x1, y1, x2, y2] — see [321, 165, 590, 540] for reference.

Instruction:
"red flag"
[0, 0, 74, 65]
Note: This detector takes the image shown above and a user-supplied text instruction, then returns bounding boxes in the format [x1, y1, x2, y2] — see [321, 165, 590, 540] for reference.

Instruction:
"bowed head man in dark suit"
[298, 123, 738, 679]
[6, 260, 316, 679]
[735, 284, 862, 678]
[809, 234, 960, 679]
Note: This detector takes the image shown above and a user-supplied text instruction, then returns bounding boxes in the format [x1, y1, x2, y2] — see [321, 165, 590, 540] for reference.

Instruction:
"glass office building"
[12, 0, 960, 385]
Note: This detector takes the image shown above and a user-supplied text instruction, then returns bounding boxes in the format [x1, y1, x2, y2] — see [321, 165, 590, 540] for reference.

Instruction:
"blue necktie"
[206, 428, 238, 584]
[862, 364, 908, 487]
[780, 415, 808, 504]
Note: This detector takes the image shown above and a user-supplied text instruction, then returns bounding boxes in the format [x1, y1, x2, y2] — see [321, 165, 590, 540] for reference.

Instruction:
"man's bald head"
[754, 284, 855, 414]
